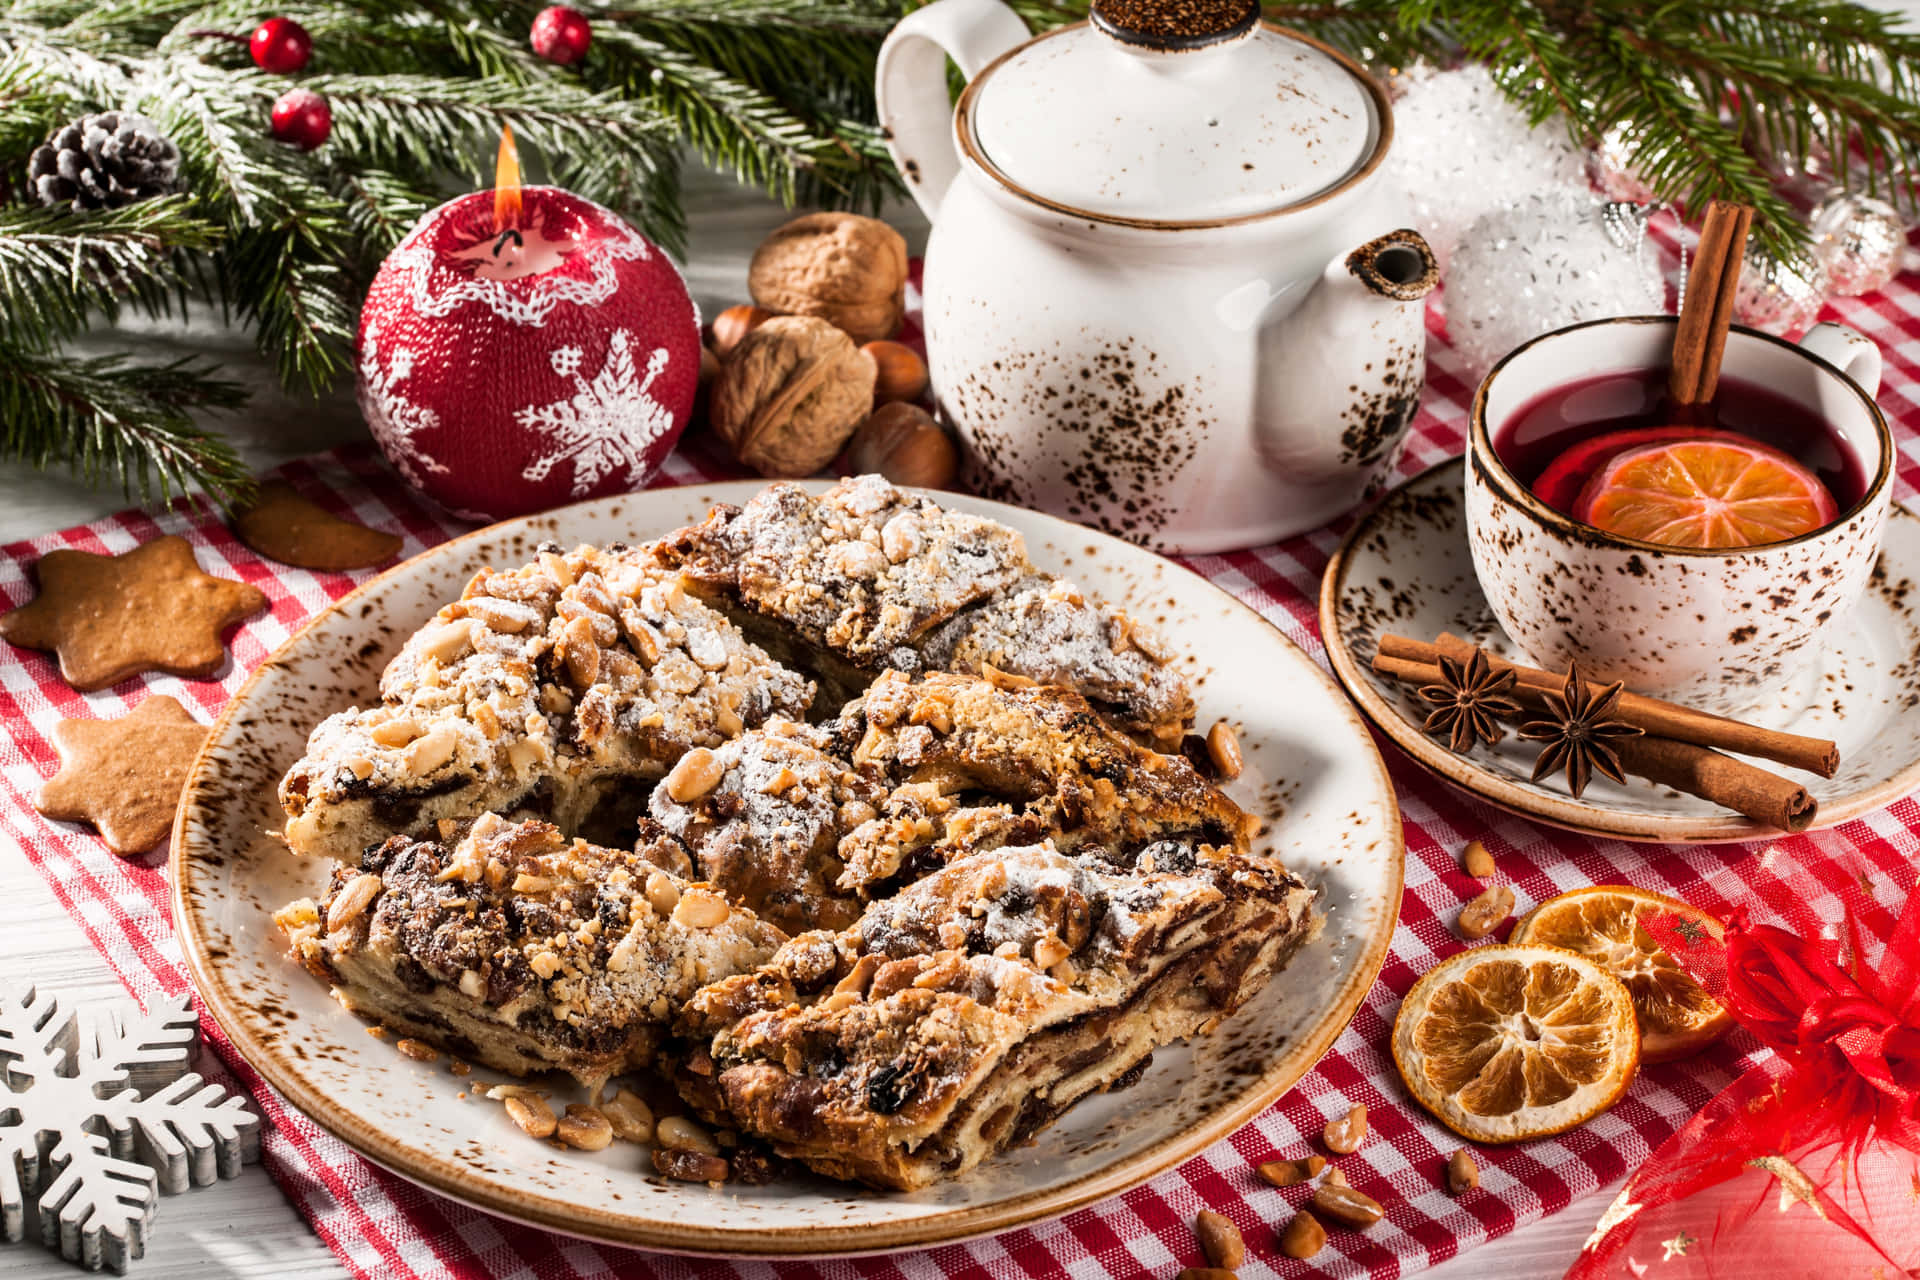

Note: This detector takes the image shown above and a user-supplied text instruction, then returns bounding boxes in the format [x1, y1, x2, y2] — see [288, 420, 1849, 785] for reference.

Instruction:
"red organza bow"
[1568, 867, 1920, 1278]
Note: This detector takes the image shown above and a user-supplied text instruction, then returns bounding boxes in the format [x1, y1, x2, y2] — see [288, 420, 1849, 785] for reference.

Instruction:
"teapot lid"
[960, 0, 1385, 224]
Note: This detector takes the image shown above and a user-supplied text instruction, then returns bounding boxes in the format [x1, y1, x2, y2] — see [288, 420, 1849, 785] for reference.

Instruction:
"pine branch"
[0, 197, 220, 342]
[0, 341, 251, 505]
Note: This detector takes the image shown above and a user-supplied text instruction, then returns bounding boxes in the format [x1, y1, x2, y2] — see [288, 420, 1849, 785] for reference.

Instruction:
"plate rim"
[172, 480, 1405, 1257]
[1319, 455, 1920, 844]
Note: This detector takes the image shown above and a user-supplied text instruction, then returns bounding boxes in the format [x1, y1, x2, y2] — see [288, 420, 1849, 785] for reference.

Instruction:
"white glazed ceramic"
[1465, 317, 1894, 715]
[875, 0, 1438, 553]
[173, 482, 1404, 1256]
[1324, 457, 1920, 844]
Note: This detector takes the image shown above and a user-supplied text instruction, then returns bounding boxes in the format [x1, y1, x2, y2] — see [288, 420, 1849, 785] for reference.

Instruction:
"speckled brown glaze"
[173, 482, 1403, 1255]
[1466, 319, 1894, 716]
[1321, 457, 1920, 844]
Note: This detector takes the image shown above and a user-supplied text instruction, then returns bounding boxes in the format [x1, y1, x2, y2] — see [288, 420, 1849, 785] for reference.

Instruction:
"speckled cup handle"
[1798, 323, 1882, 398]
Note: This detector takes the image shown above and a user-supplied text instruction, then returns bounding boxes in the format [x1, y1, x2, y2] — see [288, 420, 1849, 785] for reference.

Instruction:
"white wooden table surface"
[0, 165, 1606, 1280]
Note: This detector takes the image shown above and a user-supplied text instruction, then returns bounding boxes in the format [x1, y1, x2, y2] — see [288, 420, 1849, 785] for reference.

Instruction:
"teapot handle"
[875, 0, 1030, 223]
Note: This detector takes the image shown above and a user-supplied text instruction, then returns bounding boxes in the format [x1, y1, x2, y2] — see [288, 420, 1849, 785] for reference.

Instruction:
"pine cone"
[28, 112, 181, 212]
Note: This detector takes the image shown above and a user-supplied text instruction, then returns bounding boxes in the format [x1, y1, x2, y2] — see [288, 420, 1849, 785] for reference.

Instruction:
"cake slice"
[672, 841, 1318, 1189]
[278, 541, 814, 862]
[658, 476, 1192, 741]
[275, 812, 785, 1089]
[650, 671, 1249, 933]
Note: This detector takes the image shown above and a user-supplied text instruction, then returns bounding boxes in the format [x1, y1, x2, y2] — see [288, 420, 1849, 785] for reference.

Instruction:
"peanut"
[672, 892, 730, 929]
[1279, 1210, 1327, 1260]
[664, 747, 723, 803]
[1457, 884, 1517, 940]
[1446, 1148, 1479, 1195]
[600, 1089, 654, 1143]
[1460, 839, 1497, 878]
[403, 726, 458, 775]
[1032, 934, 1072, 970]
[1193, 1210, 1244, 1271]
[394, 1038, 438, 1062]
[1255, 1154, 1325, 1187]
[1311, 1183, 1384, 1230]
[504, 1093, 557, 1140]
[1323, 1103, 1368, 1154]
[1205, 720, 1244, 780]
[369, 717, 420, 748]
[326, 873, 382, 933]
[556, 1104, 613, 1151]
[656, 1115, 719, 1156]
[644, 869, 681, 916]
[418, 619, 475, 664]
[561, 615, 601, 689]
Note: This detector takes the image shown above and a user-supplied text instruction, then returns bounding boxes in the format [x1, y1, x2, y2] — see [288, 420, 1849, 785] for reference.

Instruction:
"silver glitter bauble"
[1591, 123, 1658, 205]
[1384, 63, 1590, 271]
[1732, 241, 1828, 336]
[1447, 191, 1666, 381]
[1808, 190, 1907, 298]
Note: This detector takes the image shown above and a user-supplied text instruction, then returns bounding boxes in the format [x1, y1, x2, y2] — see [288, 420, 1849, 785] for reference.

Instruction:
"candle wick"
[492, 228, 524, 256]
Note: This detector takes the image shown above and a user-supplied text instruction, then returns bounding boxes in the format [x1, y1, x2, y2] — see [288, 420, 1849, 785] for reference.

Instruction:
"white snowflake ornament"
[518, 330, 677, 498]
[0, 984, 259, 1273]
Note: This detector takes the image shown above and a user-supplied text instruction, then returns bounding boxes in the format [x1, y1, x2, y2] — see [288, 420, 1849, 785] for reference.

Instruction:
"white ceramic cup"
[1465, 317, 1893, 715]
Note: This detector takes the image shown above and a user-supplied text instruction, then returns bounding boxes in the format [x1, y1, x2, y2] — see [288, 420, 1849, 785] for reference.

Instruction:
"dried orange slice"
[1510, 886, 1732, 1064]
[1573, 437, 1837, 548]
[1391, 943, 1639, 1143]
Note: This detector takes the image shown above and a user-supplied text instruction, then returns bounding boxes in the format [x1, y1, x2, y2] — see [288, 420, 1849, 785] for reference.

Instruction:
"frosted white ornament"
[1733, 240, 1828, 336]
[1591, 123, 1658, 205]
[1446, 193, 1665, 382]
[1808, 190, 1909, 297]
[0, 984, 260, 1274]
[1384, 63, 1591, 269]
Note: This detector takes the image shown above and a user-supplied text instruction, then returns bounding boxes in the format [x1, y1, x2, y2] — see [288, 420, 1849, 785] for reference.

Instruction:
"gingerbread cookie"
[233, 481, 403, 572]
[36, 695, 210, 854]
[0, 536, 268, 690]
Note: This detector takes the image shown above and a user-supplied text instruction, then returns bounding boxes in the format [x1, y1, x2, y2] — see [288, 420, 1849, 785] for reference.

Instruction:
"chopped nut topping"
[504, 1093, 557, 1139]
[556, 1104, 614, 1151]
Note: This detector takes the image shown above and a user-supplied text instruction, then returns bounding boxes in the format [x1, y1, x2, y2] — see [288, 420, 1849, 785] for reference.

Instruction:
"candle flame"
[493, 125, 522, 232]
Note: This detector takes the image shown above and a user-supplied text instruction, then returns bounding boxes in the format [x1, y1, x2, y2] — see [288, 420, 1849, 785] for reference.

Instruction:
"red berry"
[270, 88, 331, 151]
[530, 6, 591, 65]
[250, 16, 312, 74]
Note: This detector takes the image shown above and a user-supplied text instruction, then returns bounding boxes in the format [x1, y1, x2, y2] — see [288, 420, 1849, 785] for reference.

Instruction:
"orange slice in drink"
[1511, 886, 1732, 1064]
[1573, 436, 1838, 548]
[1391, 943, 1639, 1143]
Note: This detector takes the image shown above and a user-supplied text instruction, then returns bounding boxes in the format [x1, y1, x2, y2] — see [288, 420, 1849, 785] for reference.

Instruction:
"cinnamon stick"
[1376, 633, 1838, 778]
[1668, 200, 1754, 414]
[1369, 653, 1816, 832]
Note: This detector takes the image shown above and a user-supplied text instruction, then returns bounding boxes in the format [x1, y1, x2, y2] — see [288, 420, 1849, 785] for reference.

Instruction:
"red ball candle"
[355, 138, 699, 520]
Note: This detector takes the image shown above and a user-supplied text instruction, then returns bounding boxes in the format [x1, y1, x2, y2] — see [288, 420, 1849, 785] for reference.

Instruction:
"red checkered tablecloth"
[3, 280, 1920, 1280]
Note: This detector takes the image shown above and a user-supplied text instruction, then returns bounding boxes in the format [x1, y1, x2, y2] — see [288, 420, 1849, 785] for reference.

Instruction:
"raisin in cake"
[276, 812, 784, 1089]
[279, 542, 813, 862]
[673, 841, 1317, 1189]
[659, 476, 1192, 742]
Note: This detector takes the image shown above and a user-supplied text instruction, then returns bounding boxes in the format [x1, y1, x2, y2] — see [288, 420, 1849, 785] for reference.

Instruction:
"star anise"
[1415, 649, 1522, 753]
[1519, 662, 1644, 798]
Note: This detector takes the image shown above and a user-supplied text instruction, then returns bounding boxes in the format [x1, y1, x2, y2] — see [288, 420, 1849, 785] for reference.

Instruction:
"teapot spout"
[1343, 228, 1438, 303]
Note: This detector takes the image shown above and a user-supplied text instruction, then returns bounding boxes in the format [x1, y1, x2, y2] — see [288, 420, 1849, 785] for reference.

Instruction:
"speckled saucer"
[1322, 457, 1920, 843]
[173, 482, 1403, 1257]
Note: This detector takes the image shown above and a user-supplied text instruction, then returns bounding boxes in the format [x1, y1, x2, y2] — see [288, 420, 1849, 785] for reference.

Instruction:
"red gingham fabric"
[3, 275, 1920, 1279]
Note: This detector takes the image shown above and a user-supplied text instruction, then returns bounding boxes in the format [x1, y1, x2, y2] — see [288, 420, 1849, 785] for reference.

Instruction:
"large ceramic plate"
[173, 483, 1403, 1256]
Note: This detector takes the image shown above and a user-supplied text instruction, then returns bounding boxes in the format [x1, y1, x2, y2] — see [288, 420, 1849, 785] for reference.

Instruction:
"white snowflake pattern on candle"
[518, 329, 675, 497]
[356, 323, 450, 488]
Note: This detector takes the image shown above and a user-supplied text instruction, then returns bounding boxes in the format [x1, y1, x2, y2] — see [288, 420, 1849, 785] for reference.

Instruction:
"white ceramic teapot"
[877, 0, 1437, 552]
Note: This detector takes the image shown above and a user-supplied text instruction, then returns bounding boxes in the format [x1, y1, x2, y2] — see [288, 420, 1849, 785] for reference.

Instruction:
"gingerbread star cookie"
[0, 536, 268, 690]
[36, 695, 210, 854]
[233, 481, 403, 572]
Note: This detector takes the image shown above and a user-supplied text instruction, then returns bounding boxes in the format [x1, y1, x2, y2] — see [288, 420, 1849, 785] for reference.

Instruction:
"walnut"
[749, 213, 908, 343]
[711, 316, 877, 477]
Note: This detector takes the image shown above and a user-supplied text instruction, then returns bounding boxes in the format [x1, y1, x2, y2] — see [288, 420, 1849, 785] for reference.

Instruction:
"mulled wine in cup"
[1465, 317, 1892, 715]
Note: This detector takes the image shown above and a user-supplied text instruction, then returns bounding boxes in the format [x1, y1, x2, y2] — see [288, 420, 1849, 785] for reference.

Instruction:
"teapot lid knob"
[1089, 0, 1259, 50]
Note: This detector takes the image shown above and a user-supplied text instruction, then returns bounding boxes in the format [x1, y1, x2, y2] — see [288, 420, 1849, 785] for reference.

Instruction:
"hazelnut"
[749, 212, 908, 343]
[846, 402, 957, 490]
[710, 316, 876, 477]
[863, 340, 929, 402]
[711, 304, 774, 356]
